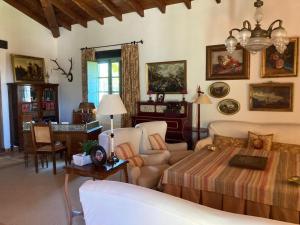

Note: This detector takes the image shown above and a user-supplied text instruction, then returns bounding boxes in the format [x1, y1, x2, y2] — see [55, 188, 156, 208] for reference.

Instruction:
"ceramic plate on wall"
[217, 99, 240, 115]
[208, 82, 230, 98]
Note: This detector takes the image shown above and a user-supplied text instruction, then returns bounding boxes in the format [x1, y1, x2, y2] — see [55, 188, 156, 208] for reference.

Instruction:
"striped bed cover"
[162, 148, 300, 214]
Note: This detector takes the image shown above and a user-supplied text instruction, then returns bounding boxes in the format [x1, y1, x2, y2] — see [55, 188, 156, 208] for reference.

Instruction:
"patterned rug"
[0, 151, 24, 169]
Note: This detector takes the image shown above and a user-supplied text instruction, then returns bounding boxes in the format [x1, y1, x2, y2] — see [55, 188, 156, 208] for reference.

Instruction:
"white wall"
[0, 1, 58, 148]
[57, 0, 300, 128]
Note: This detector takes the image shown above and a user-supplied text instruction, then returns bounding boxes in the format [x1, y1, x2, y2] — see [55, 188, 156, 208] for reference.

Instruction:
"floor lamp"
[193, 86, 212, 140]
[97, 94, 127, 164]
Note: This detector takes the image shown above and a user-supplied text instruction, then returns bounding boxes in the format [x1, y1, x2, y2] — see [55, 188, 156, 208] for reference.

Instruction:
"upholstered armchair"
[99, 127, 169, 188]
[135, 121, 193, 165]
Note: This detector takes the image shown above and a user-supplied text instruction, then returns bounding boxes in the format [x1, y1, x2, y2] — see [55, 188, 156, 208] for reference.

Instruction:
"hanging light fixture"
[225, 0, 289, 54]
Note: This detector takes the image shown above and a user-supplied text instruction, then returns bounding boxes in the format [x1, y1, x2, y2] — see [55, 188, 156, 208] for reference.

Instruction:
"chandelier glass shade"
[225, 0, 289, 54]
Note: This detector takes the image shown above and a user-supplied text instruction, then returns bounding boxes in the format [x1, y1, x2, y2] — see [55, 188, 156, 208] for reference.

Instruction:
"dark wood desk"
[64, 160, 128, 225]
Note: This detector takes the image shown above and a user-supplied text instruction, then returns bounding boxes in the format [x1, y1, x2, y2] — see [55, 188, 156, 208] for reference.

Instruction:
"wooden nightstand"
[64, 160, 128, 225]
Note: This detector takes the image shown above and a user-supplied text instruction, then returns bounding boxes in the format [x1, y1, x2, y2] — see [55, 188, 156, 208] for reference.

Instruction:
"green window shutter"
[87, 61, 99, 107]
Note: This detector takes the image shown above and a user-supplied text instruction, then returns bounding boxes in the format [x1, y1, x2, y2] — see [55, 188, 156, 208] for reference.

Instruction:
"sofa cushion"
[213, 134, 247, 150]
[115, 142, 144, 167]
[149, 133, 167, 150]
[247, 132, 273, 151]
[272, 142, 300, 154]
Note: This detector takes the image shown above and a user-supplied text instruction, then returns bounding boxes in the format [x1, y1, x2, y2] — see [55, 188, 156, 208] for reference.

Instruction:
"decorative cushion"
[115, 142, 135, 159]
[149, 133, 167, 150]
[213, 134, 247, 150]
[127, 155, 144, 167]
[115, 142, 144, 167]
[247, 131, 273, 151]
[272, 142, 300, 154]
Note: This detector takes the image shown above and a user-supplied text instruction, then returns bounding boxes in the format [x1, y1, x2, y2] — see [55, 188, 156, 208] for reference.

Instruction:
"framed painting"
[147, 60, 187, 94]
[206, 44, 250, 80]
[208, 82, 230, 98]
[217, 99, 240, 115]
[261, 37, 299, 78]
[11, 54, 45, 83]
[249, 83, 293, 112]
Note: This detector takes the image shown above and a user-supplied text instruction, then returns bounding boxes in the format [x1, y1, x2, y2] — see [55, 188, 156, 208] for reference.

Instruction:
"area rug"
[0, 151, 24, 169]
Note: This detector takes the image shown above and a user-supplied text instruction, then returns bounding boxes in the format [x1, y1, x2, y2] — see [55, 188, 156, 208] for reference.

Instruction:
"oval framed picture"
[217, 99, 240, 115]
[208, 82, 230, 98]
[90, 145, 107, 166]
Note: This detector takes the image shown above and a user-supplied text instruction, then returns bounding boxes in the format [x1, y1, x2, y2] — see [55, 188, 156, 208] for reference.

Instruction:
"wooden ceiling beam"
[72, 0, 104, 25]
[40, 0, 60, 38]
[97, 0, 122, 21]
[127, 0, 144, 17]
[152, 0, 166, 13]
[182, 0, 192, 9]
[49, 0, 87, 27]
[3, 0, 49, 28]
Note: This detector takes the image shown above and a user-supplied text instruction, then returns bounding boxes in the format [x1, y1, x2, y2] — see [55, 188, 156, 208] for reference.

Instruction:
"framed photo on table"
[206, 44, 250, 80]
[261, 37, 298, 78]
[249, 83, 293, 112]
[147, 60, 187, 94]
[11, 54, 45, 83]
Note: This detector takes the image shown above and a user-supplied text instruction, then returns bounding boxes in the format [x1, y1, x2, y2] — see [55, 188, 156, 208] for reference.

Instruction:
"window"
[87, 50, 121, 108]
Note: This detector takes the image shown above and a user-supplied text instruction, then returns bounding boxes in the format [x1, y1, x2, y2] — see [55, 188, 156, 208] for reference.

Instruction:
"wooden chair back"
[31, 123, 55, 151]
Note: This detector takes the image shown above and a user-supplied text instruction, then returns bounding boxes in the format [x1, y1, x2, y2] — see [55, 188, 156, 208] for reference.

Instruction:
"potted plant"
[73, 140, 98, 166]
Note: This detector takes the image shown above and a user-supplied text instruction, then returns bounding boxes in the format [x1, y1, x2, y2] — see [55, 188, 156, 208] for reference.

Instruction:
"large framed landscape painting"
[206, 44, 250, 80]
[11, 54, 45, 82]
[147, 60, 187, 94]
[261, 37, 298, 78]
[249, 83, 293, 112]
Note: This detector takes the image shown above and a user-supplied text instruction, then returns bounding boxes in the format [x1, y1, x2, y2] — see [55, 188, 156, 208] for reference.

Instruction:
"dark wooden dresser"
[132, 101, 193, 148]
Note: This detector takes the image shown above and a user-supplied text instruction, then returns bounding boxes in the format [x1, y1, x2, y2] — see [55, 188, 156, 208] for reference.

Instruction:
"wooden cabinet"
[132, 101, 193, 148]
[7, 83, 59, 149]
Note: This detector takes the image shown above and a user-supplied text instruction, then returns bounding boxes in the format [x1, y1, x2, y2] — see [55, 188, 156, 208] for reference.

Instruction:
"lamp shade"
[194, 94, 212, 105]
[97, 94, 127, 115]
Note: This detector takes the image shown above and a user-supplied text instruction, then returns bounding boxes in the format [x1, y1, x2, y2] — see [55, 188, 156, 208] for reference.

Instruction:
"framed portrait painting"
[261, 37, 298, 78]
[11, 54, 45, 83]
[249, 83, 293, 112]
[206, 44, 250, 80]
[147, 60, 187, 94]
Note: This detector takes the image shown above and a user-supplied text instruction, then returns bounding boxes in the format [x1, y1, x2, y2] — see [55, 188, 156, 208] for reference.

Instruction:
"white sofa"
[135, 121, 193, 164]
[99, 128, 169, 188]
[79, 180, 293, 225]
[195, 120, 300, 151]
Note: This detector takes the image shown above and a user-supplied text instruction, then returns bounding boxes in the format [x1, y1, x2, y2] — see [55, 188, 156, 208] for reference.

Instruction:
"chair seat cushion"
[169, 150, 193, 165]
[138, 164, 169, 188]
[149, 133, 167, 150]
[37, 144, 66, 152]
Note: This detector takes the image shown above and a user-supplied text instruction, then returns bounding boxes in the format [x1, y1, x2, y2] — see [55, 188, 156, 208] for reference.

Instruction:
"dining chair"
[31, 122, 68, 174]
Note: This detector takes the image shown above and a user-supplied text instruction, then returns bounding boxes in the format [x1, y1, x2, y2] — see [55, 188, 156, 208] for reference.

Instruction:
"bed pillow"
[247, 131, 273, 151]
[149, 133, 168, 150]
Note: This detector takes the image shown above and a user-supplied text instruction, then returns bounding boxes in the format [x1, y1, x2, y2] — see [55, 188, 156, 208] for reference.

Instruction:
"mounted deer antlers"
[50, 58, 73, 82]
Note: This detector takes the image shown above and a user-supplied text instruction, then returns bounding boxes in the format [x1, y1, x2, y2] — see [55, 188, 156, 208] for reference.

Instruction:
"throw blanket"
[162, 148, 300, 211]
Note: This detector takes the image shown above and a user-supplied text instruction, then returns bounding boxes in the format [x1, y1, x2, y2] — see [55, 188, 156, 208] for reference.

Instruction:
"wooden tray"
[229, 154, 268, 170]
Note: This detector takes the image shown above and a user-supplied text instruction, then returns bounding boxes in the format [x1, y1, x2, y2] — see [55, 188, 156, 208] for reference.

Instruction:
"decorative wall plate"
[208, 82, 230, 98]
[217, 99, 240, 115]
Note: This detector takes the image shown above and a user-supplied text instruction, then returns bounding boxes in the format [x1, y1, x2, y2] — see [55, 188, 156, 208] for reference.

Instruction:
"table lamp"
[97, 94, 127, 164]
[193, 86, 212, 139]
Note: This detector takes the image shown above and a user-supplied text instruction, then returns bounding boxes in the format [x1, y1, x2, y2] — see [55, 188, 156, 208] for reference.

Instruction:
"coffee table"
[64, 160, 128, 225]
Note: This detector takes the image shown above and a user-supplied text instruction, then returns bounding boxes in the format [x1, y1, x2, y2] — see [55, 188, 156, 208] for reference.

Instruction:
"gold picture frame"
[11, 54, 45, 83]
[217, 99, 240, 115]
[261, 37, 299, 78]
[249, 83, 293, 112]
[146, 60, 187, 94]
[206, 44, 250, 80]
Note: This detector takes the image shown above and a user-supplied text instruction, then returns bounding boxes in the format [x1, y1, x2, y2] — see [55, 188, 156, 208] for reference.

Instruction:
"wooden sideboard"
[132, 101, 193, 148]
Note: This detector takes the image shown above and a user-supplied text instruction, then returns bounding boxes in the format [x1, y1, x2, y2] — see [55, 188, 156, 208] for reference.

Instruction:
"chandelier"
[225, 0, 289, 54]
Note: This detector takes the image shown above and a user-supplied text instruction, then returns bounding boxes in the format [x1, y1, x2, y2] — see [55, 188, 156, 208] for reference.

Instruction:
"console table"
[132, 101, 193, 148]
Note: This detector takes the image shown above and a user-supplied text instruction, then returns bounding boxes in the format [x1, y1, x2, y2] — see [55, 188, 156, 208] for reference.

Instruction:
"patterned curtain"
[121, 44, 140, 127]
[81, 48, 95, 102]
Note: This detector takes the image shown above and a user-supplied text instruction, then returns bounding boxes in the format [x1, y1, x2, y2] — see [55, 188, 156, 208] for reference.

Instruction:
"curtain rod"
[80, 40, 143, 51]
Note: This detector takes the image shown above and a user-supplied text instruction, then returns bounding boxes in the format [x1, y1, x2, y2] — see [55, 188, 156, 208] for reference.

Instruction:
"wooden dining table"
[162, 147, 300, 224]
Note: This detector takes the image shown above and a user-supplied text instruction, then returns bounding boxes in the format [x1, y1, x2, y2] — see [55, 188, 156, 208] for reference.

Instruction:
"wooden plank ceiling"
[3, 0, 195, 38]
